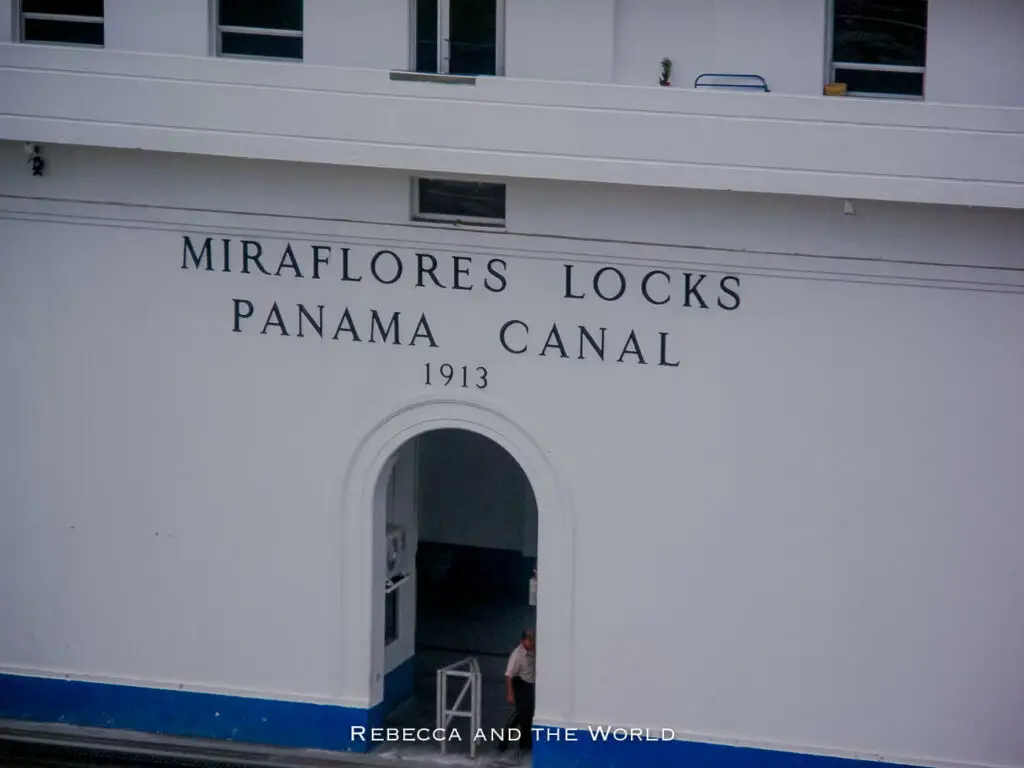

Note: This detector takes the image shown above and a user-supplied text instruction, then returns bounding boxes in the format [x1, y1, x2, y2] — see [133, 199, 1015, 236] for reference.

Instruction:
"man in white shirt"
[497, 628, 535, 754]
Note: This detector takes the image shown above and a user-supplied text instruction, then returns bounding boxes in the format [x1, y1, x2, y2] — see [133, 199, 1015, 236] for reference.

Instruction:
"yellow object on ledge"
[824, 83, 848, 96]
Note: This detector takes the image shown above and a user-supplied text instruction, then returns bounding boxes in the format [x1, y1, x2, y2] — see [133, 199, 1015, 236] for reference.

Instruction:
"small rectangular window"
[413, 178, 506, 226]
[21, 0, 104, 47]
[830, 0, 928, 98]
[217, 0, 303, 61]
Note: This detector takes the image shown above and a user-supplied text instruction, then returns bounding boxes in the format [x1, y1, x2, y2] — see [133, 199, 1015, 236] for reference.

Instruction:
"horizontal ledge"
[390, 71, 477, 86]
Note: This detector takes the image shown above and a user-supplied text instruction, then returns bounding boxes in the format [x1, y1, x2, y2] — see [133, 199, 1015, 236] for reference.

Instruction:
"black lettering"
[340, 248, 362, 283]
[369, 310, 401, 345]
[718, 275, 741, 310]
[332, 309, 361, 341]
[563, 264, 586, 300]
[658, 332, 679, 367]
[500, 320, 528, 354]
[641, 270, 670, 306]
[242, 240, 271, 275]
[312, 246, 331, 279]
[261, 302, 288, 335]
[221, 239, 231, 273]
[182, 236, 213, 271]
[371, 250, 403, 284]
[275, 244, 303, 278]
[485, 259, 508, 293]
[452, 256, 472, 291]
[593, 267, 626, 302]
[578, 326, 606, 361]
[416, 253, 444, 288]
[540, 325, 569, 358]
[297, 304, 324, 338]
[683, 273, 708, 308]
[232, 299, 253, 332]
[410, 314, 438, 347]
[617, 331, 647, 364]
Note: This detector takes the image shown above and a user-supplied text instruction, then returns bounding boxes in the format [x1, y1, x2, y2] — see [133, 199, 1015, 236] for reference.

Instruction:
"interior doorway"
[375, 428, 538, 762]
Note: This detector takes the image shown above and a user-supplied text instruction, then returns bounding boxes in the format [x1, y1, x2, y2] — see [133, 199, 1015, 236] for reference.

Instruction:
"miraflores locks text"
[181, 236, 741, 369]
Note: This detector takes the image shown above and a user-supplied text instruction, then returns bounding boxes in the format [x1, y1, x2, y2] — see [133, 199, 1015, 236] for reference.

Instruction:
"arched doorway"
[339, 397, 575, 747]
[379, 429, 537, 753]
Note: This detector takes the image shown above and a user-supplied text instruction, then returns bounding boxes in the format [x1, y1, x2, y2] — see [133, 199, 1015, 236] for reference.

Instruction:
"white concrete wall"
[613, 0, 827, 95]
[1, 144, 1023, 768]
[0, 1, 12, 43]
[506, 0, 615, 83]
[925, 0, 1024, 107]
[305, 0, 409, 70]
[104, 0, 210, 57]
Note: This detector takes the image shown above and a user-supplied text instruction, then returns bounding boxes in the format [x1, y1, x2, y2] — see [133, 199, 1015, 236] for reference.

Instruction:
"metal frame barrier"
[436, 656, 482, 757]
[694, 73, 770, 92]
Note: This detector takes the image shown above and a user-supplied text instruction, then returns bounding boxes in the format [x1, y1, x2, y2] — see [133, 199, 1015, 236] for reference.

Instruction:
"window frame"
[409, 0, 506, 77]
[411, 177, 507, 228]
[825, 0, 928, 100]
[19, 1, 105, 48]
[213, 0, 304, 62]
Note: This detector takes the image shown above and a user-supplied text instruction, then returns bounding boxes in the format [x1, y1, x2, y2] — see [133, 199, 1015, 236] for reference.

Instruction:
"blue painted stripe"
[0, 673, 379, 753]
[532, 728, 921, 768]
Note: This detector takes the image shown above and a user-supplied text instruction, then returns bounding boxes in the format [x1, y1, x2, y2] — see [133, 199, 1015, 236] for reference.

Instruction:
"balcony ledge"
[1, 44, 1022, 209]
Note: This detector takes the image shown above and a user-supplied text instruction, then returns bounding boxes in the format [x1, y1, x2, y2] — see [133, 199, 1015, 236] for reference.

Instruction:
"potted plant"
[659, 58, 672, 87]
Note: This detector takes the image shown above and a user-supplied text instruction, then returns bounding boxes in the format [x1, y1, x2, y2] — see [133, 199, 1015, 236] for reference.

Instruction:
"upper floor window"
[830, 0, 928, 98]
[20, 0, 104, 47]
[414, 0, 505, 76]
[217, 0, 302, 61]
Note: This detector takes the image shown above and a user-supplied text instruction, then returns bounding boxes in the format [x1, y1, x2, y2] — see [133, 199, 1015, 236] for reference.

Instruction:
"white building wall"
[1, 144, 1023, 768]
[104, 0, 210, 57]
[304, 0, 410, 70]
[0, 1, 12, 43]
[506, 0, 616, 83]
[926, 0, 1024, 107]
[613, 0, 827, 95]
[3, 0, 1024, 109]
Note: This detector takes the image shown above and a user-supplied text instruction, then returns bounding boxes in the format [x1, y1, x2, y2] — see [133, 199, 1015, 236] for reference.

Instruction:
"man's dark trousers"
[503, 677, 535, 751]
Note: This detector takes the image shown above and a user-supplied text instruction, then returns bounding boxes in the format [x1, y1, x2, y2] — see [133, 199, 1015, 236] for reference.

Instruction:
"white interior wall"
[417, 430, 536, 554]
[384, 442, 418, 675]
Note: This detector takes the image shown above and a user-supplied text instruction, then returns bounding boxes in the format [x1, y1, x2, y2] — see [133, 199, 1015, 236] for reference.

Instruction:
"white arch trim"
[339, 394, 576, 725]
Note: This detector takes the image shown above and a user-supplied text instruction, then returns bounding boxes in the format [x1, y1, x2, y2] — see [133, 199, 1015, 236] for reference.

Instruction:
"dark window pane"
[833, 0, 927, 67]
[834, 67, 924, 96]
[416, 0, 438, 73]
[23, 18, 103, 45]
[221, 31, 302, 60]
[449, 0, 497, 75]
[219, 0, 301, 31]
[385, 591, 398, 646]
[418, 179, 505, 220]
[24, 0, 103, 16]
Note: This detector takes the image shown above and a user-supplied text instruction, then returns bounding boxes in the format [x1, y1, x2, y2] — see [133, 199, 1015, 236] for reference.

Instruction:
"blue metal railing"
[694, 73, 770, 92]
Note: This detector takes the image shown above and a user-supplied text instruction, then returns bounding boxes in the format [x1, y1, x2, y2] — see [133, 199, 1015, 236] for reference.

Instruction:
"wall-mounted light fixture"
[25, 143, 45, 176]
